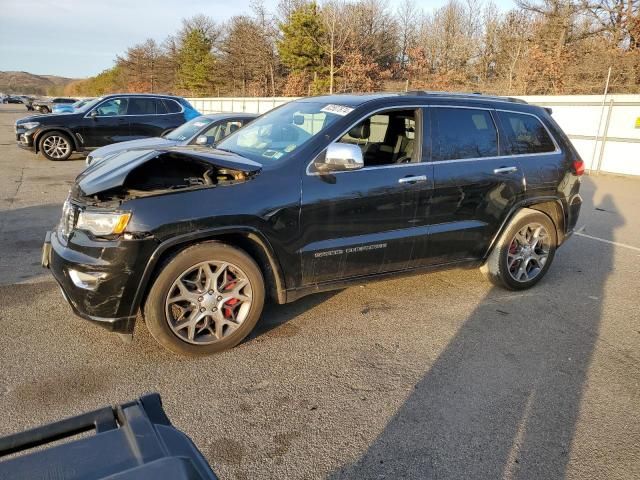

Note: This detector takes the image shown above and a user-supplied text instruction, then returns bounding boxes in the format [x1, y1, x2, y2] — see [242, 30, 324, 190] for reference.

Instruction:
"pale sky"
[0, 0, 515, 78]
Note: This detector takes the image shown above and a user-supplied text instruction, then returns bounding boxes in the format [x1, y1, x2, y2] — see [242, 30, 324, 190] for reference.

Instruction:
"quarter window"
[431, 108, 498, 161]
[497, 111, 556, 154]
[163, 99, 182, 113]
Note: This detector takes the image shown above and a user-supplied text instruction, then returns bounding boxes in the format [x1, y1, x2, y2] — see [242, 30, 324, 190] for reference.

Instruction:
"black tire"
[480, 208, 557, 290]
[144, 241, 265, 356]
[39, 106, 50, 113]
[38, 131, 73, 161]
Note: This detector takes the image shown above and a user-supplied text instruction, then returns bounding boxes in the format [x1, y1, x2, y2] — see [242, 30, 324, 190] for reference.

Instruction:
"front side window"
[201, 120, 244, 143]
[216, 101, 346, 163]
[431, 107, 498, 161]
[94, 98, 128, 116]
[498, 111, 556, 155]
[338, 109, 417, 166]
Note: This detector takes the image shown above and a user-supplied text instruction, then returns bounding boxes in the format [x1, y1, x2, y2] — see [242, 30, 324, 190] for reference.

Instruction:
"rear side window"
[126, 98, 166, 115]
[431, 108, 498, 161]
[163, 99, 182, 113]
[497, 111, 556, 155]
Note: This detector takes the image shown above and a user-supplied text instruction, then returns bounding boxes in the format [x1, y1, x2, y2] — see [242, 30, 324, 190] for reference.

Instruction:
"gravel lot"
[0, 103, 639, 479]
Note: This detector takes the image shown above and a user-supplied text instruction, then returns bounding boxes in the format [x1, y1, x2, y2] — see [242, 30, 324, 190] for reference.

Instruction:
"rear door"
[299, 107, 433, 285]
[127, 97, 169, 139]
[417, 105, 525, 265]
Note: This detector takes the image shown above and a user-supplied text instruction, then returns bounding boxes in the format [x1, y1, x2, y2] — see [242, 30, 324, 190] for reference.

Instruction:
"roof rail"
[402, 90, 528, 105]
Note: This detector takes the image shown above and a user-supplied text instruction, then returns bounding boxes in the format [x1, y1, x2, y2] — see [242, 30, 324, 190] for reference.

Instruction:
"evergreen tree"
[175, 28, 216, 96]
[277, 3, 325, 74]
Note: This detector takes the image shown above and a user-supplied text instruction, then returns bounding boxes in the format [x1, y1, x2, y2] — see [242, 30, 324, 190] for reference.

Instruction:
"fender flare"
[483, 196, 566, 261]
[128, 226, 287, 317]
[34, 127, 80, 153]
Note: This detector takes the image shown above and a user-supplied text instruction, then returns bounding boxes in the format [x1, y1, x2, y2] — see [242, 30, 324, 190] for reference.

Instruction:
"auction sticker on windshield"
[320, 104, 354, 116]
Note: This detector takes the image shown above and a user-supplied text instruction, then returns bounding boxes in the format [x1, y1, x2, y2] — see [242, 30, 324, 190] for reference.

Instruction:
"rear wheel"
[39, 131, 73, 161]
[481, 208, 557, 290]
[144, 242, 265, 356]
[39, 106, 50, 113]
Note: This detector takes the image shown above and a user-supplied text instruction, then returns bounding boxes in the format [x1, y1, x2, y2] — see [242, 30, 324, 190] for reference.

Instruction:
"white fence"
[187, 94, 640, 176]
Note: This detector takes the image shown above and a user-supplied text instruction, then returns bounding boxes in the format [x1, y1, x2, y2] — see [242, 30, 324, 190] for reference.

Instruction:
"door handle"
[493, 166, 518, 174]
[398, 175, 427, 184]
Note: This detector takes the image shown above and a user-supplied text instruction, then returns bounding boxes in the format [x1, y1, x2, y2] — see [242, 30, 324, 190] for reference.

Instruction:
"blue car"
[52, 98, 94, 114]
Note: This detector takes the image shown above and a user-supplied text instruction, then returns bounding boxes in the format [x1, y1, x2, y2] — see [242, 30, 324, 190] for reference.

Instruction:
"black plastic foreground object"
[0, 393, 217, 480]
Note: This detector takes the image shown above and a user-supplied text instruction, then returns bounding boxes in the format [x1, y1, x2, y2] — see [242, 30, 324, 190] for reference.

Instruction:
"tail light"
[572, 158, 585, 176]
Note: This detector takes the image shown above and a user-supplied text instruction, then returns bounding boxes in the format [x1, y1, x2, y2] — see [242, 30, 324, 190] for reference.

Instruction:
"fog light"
[69, 269, 107, 290]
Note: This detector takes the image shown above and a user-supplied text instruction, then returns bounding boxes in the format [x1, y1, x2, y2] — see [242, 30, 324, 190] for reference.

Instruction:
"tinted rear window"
[431, 108, 498, 161]
[127, 98, 167, 115]
[498, 111, 556, 155]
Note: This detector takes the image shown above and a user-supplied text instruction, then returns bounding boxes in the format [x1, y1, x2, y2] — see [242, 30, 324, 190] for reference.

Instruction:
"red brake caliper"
[223, 279, 238, 319]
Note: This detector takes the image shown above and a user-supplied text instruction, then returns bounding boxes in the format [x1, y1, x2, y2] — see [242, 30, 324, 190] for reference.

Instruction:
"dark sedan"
[85, 113, 256, 165]
[15, 93, 201, 161]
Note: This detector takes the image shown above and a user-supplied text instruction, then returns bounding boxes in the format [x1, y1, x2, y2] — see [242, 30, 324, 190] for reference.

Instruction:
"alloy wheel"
[506, 222, 551, 282]
[42, 135, 71, 159]
[165, 261, 253, 345]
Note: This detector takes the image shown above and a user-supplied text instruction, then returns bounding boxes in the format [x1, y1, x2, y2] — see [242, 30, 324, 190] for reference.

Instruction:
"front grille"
[60, 200, 79, 238]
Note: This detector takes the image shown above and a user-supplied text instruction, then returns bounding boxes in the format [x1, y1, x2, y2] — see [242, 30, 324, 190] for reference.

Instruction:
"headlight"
[20, 121, 40, 130]
[76, 211, 131, 236]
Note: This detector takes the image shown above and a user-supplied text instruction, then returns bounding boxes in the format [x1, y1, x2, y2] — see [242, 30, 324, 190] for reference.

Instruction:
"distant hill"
[0, 71, 77, 96]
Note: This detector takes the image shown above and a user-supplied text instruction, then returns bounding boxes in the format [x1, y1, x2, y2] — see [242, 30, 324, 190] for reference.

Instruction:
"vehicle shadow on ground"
[248, 290, 341, 341]
[330, 191, 621, 479]
[0, 203, 61, 284]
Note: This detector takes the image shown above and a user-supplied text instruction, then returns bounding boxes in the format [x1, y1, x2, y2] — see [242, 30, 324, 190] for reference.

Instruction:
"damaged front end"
[44, 147, 262, 334]
[77, 146, 262, 203]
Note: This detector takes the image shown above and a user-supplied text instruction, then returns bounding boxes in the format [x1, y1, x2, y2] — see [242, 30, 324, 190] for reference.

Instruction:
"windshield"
[164, 116, 214, 141]
[76, 97, 103, 113]
[215, 101, 350, 163]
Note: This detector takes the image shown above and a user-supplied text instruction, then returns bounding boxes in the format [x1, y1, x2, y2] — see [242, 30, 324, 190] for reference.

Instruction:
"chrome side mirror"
[195, 135, 209, 146]
[315, 142, 364, 172]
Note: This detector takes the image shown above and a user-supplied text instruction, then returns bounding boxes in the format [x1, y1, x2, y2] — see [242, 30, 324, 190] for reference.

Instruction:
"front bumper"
[15, 130, 36, 150]
[42, 229, 157, 334]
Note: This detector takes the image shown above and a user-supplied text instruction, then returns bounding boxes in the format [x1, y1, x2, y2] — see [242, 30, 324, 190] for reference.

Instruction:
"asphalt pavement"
[0, 103, 638, 479]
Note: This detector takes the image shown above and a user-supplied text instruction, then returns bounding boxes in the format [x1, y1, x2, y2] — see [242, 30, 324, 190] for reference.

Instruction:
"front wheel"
[144, 242, 265, 356]
[39, 131, 73, 161]
[481, 208, 557, 290]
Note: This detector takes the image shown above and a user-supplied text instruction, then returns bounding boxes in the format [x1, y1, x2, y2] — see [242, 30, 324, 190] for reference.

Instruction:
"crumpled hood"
[89, 137, 178, 161]
[76, 146, 263, 196]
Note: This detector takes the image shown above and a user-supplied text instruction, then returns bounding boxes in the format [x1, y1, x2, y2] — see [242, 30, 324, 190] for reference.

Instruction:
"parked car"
[86, 112, 257, 166]
[52, 98, 94, 114]
[20, 96, 35, 111]
[42, 92, 583, 356]
[15, 93, 201, 160]
[4, 95, 24, 104]
[32, 97, 77, 114]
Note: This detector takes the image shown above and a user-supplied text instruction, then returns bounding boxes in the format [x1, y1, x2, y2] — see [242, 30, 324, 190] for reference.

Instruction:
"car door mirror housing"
[89, 110, 98, 118]
[195, 135, 210, 145]
[315, 142, 364, 172]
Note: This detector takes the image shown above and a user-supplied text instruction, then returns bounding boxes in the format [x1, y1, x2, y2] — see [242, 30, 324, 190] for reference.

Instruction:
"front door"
[416, 106, 525, 265]
[84, 97, 130, 147]
[299, 108, 433, 285]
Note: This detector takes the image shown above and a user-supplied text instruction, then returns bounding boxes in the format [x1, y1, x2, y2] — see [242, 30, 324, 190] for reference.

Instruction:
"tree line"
[65, 0, 640, 98]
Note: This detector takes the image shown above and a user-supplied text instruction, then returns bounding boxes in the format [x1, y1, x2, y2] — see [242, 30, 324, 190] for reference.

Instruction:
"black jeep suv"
[15, 93, 200, 160]
[42, 92, 583, 356]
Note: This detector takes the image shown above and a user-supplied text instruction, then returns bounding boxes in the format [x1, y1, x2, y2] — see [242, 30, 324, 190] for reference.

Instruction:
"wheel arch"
[131, 227, 287, 318]
[34, 127, 80, 153]
[483, 197, 566, 261]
